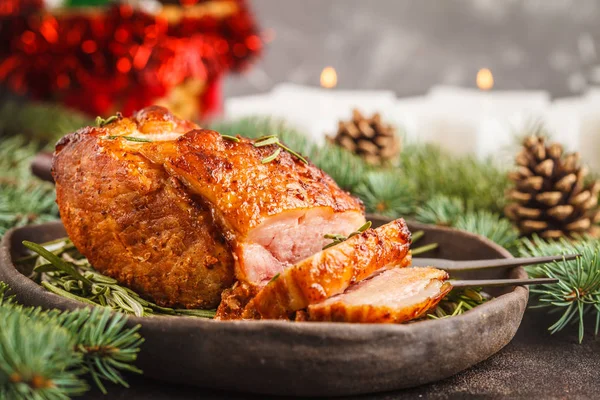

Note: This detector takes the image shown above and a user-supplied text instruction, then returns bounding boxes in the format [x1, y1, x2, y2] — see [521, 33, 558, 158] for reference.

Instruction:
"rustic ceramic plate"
[0, 217, 528, 397]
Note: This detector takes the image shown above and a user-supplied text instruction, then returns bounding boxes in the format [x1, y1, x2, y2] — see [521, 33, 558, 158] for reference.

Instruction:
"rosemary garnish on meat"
[95, 114, 120, 127]
[20, 239, 216, 319]
[253, 135, 308, 164]
[104, 135, 153, 143]
[221, 134, 240, 142]
[268, 273, 281, 284]
[323, 221, 373, 250]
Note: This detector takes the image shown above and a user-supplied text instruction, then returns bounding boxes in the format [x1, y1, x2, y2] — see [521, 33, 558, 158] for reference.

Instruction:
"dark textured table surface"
[85, 310, 599, 400]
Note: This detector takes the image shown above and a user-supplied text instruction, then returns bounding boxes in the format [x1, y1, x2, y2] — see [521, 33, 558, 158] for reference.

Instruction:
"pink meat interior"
[239, 208, 366, 284]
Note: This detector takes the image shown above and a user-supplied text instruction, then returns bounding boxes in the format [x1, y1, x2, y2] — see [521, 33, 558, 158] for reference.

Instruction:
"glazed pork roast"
[53, 106, 388, 312]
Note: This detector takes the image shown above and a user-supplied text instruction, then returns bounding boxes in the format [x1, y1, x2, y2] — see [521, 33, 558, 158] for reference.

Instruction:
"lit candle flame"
[476, 68, 494, 91]
[320, 66, 337, 89]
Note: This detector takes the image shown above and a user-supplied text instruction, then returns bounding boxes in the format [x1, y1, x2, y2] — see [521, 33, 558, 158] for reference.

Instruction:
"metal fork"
[411, 254, 579, 288]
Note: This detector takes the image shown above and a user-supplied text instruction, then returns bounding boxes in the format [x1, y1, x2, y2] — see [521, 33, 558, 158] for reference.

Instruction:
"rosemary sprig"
[253, 135, 308, 164]
[104, 135, 153, 143]
[323, 221, 372, 250]
[95, 114, 120, 127]
[21, 238, 216, 319]
[428, 287, 489, 319]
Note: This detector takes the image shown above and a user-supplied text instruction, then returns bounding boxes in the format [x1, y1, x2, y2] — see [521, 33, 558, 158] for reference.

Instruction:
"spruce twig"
[518, 236, 600, 343]
[0, 282, 144, 398]
[354, 171, 416, 217]
[416, 195, 465, 226]
[454, 211, 520, 252]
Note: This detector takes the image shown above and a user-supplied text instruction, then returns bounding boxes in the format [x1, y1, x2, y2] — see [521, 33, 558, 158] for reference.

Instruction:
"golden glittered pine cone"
[329, 109, 400, 165]
[504, 135, 600, 239]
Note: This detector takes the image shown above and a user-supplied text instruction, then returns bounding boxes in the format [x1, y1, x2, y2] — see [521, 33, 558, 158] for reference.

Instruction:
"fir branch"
[22, 238, 217, 319]
[0, 305, 88, 400]
[0, 136, 59, 235]
[398, 143, 509, 214]
[311, 144, 368, 191]
[353, 171, 416, 217]
[0, 283, 145, 398]
[518, 236, 600, 343]
[0, 180, 58, 235]
[454, 211, 520, 251]
[0, 100, 92, 144]
[65, 308, 143, 394]
[415, 195, 465, 226]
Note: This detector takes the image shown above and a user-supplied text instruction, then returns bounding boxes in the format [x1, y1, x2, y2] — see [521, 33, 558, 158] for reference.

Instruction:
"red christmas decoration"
[0, 0, 262, 119]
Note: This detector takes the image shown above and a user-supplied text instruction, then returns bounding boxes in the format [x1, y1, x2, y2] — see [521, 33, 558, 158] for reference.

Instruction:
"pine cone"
[505, 135, 600, 238]
[329, 109, 400, 165]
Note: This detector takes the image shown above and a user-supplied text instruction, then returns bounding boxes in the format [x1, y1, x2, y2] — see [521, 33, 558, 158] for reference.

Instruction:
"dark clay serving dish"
[0, 217, 528, 397]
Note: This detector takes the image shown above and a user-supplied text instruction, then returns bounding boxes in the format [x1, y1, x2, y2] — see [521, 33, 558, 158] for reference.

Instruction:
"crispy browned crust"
[138, 130, 364, 244]
[214, 281, 260, 320]
[307, 268, 451, 324]
[250, 219, 412, 319]
[52, 106, 235, 308]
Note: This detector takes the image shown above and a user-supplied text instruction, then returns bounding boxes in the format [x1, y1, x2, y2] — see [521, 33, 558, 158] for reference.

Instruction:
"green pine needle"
[0, 282, 144, 398]
[415, 195, 465, 226]
[0, 101, 92, 144]
[398, 143, 509, 214]
[518, 236, 600, 343]
[454, 211, 520, 251]
[0, 305, 89, 400]
[353, 171, 416, 217]
[311, 144, 369, 191]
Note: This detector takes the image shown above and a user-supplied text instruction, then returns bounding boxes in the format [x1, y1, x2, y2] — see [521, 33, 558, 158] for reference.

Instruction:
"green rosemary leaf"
[411, 230, 425, 244]
[221, 134, 240, 142]
[33, 263, 60, 273]
[41, 282, 98, 306]
[104, 136, 153, 143]
[261, 148, 281, 164]
[26, 239, 217, 319]
[172, 309, 217, 318]
[269, 273, 281, 283]
[254, 136, 280, 147]
[252, 134, 308, 164]
[23, 241, 93, 288]
[95, 115, 119, 127]
[323, 221, 373, 249]
[278, 142, 308, 164]
[411, 243, 439, 256]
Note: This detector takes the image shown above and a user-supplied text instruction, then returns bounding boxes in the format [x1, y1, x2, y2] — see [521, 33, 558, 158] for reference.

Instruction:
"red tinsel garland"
[0, 0, 262, 117]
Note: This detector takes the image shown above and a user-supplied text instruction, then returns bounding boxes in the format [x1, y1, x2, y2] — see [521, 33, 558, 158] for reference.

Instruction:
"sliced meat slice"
[139, 130, 365, 285]
[249, 219, 412, 319]
[308, 267, 451, 323]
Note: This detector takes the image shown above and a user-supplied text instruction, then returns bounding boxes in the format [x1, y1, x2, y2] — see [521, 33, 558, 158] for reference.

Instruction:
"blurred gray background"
[225, 0, 600, 98]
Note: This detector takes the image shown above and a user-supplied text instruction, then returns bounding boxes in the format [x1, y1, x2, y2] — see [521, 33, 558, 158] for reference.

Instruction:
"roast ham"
[53, 106, 367, 309]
